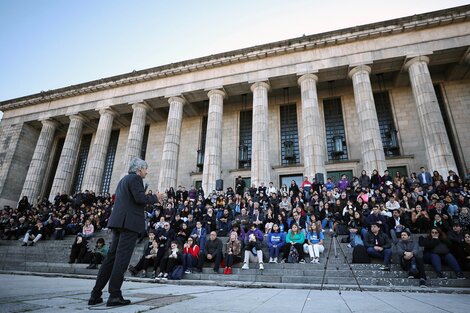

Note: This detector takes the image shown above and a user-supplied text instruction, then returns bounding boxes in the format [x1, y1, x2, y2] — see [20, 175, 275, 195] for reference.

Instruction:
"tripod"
[320, 232, 362, 292]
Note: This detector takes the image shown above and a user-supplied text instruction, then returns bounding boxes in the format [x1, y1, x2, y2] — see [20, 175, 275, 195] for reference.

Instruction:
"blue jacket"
[267, 232, 285, 248]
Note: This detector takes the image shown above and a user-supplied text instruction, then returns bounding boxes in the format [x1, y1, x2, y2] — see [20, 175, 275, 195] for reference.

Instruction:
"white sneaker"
[314, 258, 320, 264]
[259, 263, 264, 270]
[273, 258, 278, 263]
[329, 229, 334, 232]
[269, 257, 274, 263]
[310, 258, 315, 263]
[242, 263, 249, 270]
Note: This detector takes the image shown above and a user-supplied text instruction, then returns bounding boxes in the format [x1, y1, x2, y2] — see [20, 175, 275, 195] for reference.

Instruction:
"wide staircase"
[1, 230, 469, 293]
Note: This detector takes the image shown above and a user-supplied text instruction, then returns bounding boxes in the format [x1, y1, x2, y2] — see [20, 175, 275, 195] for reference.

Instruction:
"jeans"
[269, 245, 284, 258]
[423, 252, 462, 273]
[182, 253, 197, 271]
[366, 247, 392, 265]
[400, 255, 427, 279]
[321, 218, 333, 230]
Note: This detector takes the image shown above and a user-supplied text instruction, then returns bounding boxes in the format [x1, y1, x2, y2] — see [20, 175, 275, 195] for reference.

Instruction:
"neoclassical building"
[0, 5, 469, 207]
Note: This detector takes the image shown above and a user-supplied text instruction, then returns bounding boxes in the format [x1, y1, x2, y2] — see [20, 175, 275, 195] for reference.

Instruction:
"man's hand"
[206, 254, 213, 260]
[374, 246, 383, 252]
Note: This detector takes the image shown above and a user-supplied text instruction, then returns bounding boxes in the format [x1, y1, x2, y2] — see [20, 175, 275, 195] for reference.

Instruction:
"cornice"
[1, 5, 469, 111]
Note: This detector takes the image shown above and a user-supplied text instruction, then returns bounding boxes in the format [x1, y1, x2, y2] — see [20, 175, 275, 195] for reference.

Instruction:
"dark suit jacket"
[107, 172, 157, 234]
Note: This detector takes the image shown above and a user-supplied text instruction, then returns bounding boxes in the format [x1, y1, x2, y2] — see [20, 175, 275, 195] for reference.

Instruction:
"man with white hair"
[88, 157, 157, 307]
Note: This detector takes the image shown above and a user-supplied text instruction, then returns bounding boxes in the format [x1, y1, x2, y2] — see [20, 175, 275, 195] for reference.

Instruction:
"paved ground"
[0, 274, 469, 313]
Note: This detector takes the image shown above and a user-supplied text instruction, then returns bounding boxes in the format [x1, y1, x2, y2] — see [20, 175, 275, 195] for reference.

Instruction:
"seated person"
[241, 224, 264, 270]
[139, 238, 159, 278]
[266, 223, 285, 263]
[303, 222, 324, 263]
[21, 220, 45, 246]
[176, 223, 190, 247]
[81, 219, 95, 239]
[86, 238, 108, 269]
[224, 231, 242, 274]
[190, 221, 207, 250]
[182, 237, 200, 274]
[347, 211, 366, 248]
[196, 231, 223, 273]
[156, 241, 183, 280]
[419, 227, 465, 279]
[128, 231, 157, 277]
[396, 230, 427, 287]
[69, 234, 89, 264]
[217, 208, 233, 236]
[281, 223, 305, 263]
[364, 223, 392, 271]
[462, 232, 470, 271]
[388, 209, 409, 244]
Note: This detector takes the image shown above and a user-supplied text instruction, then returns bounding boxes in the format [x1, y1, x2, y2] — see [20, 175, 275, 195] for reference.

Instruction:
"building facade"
[1, 5, 469, 207]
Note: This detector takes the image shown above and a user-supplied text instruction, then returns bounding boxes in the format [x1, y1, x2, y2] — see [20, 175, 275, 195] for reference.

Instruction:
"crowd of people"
[2, 166, 470, 286]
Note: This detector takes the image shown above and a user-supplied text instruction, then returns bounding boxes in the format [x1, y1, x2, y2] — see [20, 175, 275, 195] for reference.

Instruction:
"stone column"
[250, 81, 271, 187]
[121, 102, 151, 177]
[404, 56, 457, 174]
[82, 107, 117, 193]
[49, 114, 86, 198]
[21, 119, 58, 203]
[202, 89, 226, 194]
[348, 65, 387, 175]
[157, 97, 185, 192]
[298, 74, 326, 179]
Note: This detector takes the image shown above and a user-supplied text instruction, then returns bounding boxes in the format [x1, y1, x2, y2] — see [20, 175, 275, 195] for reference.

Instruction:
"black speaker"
[216, 179, 224, 191]
[315, 173, 324, 185]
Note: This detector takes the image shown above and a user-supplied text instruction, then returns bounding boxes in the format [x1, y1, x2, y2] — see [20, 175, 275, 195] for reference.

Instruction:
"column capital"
[404, 55, 430, 71]
[348, 65, 371, 78]
[250, 81, 271, 92]
[97, 107, 118, 117]
[207, 89, 227, 99]
[168, 96, 187, 106]
[131, 102, 152, 112]
[67, 113, 88, 123]
[298, 73, 318, 85]
[39, 118, 60, 129]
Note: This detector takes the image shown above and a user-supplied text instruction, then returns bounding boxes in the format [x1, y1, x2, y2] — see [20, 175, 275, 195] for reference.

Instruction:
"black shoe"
[437, 272, 447, 279]
[106, 297, 131, 307]
[87, 264, 97, 269]
[456, 272, 466, 280]
[88, 297, 103, 305]
[28, 242, 34, 246]
[128, 265, 137, 276]
[21, 243, 27, 246]
[419, 279, 427, 288]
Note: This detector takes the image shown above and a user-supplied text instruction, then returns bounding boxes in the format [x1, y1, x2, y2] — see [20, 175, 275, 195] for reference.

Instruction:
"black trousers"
[400, 255, 427, 280]
[197, 251, 222, 270]
[91, 228, 138, 299]
[159, 256, 181, 274]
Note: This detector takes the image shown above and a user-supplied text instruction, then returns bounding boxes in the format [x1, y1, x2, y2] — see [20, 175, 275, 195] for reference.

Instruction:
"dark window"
[323, 98, 348, 161]
[280, 104, 299, 165]
[100, 130, 120, 193]
[43, 138, 65, 198]
[239, 110, 252, 168]
[71, 134, 92, 194]
[374, 92, 400, 157]
[140, 125, 150, 160]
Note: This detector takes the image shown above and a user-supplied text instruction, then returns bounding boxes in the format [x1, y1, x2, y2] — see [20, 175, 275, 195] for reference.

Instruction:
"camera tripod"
[320, 232, 362, 292]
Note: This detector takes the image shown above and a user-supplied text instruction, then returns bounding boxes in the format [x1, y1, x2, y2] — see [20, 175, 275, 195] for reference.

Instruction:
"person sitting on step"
[21, 219, 45, 246]
[128, 231, 157, 277]
[196, 231, 223, 273]
[182, 237, 200, 274]
[241, 226, 264, 270]
[303, 222, 324, 263]
[364, 223, 392, 271]
[266, 223, 285, 263]
[224, 231, 242, 274]
[86, 238, 108, 269]
[69, 234, 89, 264]
[281, 223, 305, 263]
[156, 241, 183, 280]
[396, 230, 427, 287]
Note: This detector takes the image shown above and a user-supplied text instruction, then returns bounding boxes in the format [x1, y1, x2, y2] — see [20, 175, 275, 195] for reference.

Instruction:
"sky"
[0, 0, 468, 120]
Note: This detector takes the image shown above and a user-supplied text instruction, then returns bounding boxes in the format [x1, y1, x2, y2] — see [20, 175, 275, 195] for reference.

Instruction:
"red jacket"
[184, 244, 200, 258]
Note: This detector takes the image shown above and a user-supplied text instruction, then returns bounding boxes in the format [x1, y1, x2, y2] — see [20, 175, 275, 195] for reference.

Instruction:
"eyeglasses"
[164, 224, 170, 227]
[431, 231, 439, 234]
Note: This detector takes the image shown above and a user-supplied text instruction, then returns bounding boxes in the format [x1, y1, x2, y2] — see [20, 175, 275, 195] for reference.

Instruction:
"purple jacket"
[245, 228, 264, 243]
[338, 179, 349, 192]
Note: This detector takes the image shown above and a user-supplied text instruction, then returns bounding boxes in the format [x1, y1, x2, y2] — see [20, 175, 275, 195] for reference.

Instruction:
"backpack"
[352, 245, 370, 263]
[169, 265, 184, 280]
[287, 245, 299, 263]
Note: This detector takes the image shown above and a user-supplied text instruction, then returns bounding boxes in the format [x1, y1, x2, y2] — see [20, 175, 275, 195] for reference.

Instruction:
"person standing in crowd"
[88, 157, 157, 307]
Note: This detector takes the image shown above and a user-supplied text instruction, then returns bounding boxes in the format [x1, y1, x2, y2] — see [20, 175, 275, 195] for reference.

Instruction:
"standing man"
[88, 157, 157, 307]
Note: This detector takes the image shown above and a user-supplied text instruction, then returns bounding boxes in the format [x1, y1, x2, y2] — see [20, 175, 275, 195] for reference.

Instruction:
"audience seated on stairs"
[182, 237, 200, 274]
[266, 223, 285, 263]
[156, 241, 182, 280]
[196, 231, 223, 273]
[281, 223, 305, 264]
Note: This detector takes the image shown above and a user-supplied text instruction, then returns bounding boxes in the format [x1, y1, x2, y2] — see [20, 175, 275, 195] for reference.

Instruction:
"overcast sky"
[0, 0, 468, 120]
